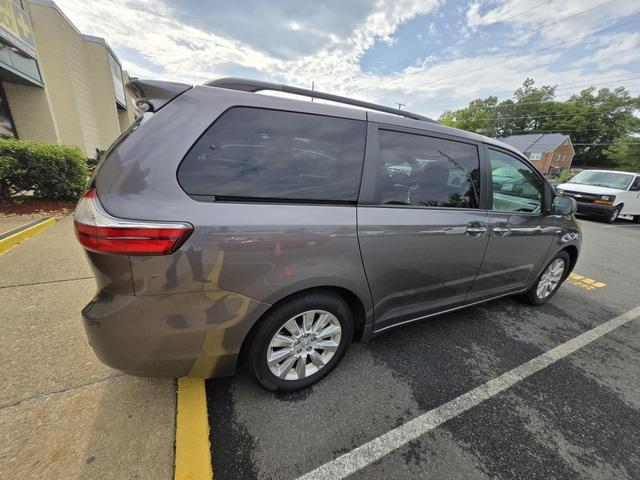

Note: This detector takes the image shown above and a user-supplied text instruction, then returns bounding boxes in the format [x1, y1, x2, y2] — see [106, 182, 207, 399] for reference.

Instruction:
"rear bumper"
[81, 289, 270, 378]
[575, 201, 616, 217]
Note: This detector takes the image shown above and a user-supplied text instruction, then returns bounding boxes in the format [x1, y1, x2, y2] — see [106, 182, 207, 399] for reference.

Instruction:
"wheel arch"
[560, 245, 579, 279]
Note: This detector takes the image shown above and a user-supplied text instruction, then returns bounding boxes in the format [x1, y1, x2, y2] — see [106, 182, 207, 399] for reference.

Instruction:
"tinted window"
[376, 130, 480, 208]
[489, 149, 543, 213]
[178, 107, 366, 202]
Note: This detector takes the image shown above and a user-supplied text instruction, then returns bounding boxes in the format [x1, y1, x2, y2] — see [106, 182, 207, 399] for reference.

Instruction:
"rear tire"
[246, 292, 353, 392]
[519, 251, 570, 306]
[633, 215, 640, 224]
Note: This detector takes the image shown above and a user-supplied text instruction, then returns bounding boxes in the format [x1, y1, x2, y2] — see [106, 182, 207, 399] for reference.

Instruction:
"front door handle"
[466, 222, 488, 236]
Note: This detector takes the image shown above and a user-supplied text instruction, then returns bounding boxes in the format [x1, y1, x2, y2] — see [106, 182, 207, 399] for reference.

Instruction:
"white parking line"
[296, 305, 640, 480]
[600, 224, 640, 228]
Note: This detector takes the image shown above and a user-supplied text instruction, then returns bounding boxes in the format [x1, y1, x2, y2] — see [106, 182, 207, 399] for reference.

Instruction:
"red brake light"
[73, 189, 192, 255]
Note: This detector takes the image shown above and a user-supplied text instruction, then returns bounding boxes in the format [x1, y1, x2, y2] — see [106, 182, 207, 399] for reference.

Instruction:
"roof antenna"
[311, 81, 314, 102]
[395, 102, 406, 116]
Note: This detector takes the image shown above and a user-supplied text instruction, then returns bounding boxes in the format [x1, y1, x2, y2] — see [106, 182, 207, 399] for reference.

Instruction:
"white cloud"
[572, 32, 640, 70]
[52, 0, 640, 118]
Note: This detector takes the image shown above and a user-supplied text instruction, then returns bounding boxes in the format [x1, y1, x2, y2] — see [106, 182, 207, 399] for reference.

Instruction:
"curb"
[175, 378, 213, 480]
[0, 217, 57, 255]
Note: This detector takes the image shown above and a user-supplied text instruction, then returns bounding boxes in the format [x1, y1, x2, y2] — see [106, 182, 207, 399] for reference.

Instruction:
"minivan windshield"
[567, 170, 634, 190]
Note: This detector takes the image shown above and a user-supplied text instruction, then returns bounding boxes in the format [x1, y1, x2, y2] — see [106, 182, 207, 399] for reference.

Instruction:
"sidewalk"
[0, 216, 176, 479]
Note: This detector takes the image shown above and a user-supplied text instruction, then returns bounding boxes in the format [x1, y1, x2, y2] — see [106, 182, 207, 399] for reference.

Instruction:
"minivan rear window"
[177, 107, 366, 202]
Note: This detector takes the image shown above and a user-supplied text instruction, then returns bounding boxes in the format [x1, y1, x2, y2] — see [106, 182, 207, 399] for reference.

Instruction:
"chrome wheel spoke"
[302, 311, 315, 334]
[317, 339, 339, 352]
[270, 334, 295, 348]
[318, 324, 340, 339]
[313, 313, 331, 333]
[283, 318, 302, 338]
[309, 351, 325, 369]
[268, 348, 293, 366]
[278, 356, 297, 378]
[295, 356, 307, 379]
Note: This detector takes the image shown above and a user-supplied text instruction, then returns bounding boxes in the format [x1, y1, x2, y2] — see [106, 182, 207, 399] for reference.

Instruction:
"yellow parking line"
[0, 217, 57, 255]
[175, 378, 213, 480]
[568, 273, 606, 291]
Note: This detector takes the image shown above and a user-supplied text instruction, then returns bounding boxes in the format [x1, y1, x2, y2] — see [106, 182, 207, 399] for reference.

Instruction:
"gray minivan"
[75, 78, 581, 392]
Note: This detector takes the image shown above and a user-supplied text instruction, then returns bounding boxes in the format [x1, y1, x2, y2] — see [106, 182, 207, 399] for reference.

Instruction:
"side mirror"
[551, 195, 576, 215]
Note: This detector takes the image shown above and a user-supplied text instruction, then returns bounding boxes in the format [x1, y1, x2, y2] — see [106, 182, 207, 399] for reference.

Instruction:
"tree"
[439, 96, 498, 134]
[604, 135, 640, 171]
[437, 79, 640, 168]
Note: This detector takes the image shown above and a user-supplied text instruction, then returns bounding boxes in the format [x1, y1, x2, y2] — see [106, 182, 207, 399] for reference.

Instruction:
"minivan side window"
[489, 149, 543, 213]
[178, 107, 366, 202]
[376, 130, 480, 208]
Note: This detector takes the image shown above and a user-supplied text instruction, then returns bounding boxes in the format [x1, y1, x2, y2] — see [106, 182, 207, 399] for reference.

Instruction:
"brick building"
[499, 133, 575, 176]
[0, 0, 136, 158]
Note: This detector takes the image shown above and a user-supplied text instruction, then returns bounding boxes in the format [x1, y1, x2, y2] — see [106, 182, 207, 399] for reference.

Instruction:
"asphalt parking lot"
[206, 218, 640, 480]
[1, 215, 639, 480]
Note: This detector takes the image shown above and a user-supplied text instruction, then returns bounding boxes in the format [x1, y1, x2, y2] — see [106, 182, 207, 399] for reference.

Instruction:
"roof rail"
[205, 77, 436, 123]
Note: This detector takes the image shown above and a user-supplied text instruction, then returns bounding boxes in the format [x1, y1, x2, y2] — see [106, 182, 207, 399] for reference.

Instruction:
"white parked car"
[556, 170, 640, 223]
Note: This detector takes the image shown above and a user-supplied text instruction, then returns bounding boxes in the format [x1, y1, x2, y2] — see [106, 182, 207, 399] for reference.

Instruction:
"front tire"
[520, 251, 570, 306]
[606, 206, 621, 223]
[246, 292, 354, 392]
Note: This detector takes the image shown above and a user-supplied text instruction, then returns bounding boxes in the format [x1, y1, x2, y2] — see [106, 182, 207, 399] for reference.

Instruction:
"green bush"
[0, 139, 88, 200]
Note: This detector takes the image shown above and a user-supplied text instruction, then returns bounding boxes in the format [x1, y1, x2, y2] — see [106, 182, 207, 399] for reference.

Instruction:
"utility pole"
[395, 102, 405, 114]
[311, 81, 315, 102]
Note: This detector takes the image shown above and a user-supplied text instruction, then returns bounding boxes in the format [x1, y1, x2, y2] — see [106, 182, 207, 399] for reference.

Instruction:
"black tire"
[246, 292, 354, 392]
[519, 251, 571, 306]
[633, 215, 640, 224]
[605, 206, 621, 223]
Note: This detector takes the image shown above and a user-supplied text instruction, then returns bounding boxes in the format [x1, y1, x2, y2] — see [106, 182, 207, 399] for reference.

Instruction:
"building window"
[529, 152, 542, 161]
[0, 84, 17, 139]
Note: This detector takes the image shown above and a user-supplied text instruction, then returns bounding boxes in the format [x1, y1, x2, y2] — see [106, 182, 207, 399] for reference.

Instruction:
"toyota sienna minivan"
[75, 78, 581, 392]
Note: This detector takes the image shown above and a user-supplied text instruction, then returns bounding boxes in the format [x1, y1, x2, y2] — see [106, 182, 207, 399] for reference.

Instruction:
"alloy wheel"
[536, 258, 565, 299]
[609, 208, 620, 223]
[266, 310, 342, 381]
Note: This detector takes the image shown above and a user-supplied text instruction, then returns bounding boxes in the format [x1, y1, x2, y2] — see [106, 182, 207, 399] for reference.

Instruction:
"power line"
[486, 0, 552, 24]
[424, 8, 637, 88]
[509, 126, 640, 133]
[552, 74, 640, 91]
[500, 142, 640, 146]
[473, 110, 637, 120]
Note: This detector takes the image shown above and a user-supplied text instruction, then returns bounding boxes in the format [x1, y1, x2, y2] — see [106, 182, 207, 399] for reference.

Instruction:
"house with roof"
[499, 133, 575, 176]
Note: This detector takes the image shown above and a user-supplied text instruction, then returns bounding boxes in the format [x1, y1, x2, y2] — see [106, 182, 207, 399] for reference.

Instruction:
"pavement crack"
[0, 276, 93, 289]
[0, 373, 127, 410]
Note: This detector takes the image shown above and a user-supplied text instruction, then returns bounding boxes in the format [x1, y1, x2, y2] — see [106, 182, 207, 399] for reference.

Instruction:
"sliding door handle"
[466, 222, 488, 236]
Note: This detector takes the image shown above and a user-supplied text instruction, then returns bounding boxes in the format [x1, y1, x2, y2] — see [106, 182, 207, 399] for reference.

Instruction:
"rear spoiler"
[126, 79, 192, 112]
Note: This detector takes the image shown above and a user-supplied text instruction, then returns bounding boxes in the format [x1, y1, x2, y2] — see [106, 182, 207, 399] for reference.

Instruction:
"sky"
[54, 0, 640, 119]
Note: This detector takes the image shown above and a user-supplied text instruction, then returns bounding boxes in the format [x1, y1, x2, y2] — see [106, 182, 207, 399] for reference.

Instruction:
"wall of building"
[118, 71, 137, 134]
[3, 81, 58, 142]
[1, 0, 133, 157]
[548, 141, 575, 174]
[83, 39, 122, 153]
[528, 140, 575, 176]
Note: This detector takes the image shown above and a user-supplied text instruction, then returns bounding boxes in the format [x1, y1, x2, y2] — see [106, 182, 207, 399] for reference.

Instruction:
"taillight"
[73, 189, 192, 255]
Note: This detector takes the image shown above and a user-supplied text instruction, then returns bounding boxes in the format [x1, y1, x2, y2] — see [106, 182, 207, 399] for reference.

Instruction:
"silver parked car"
[74, 78, 581, 392]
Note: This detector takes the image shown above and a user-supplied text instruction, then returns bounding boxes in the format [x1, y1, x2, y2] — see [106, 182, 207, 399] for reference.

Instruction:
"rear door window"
[376, 130, 481, 208]
[178, 107, 366, 202]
